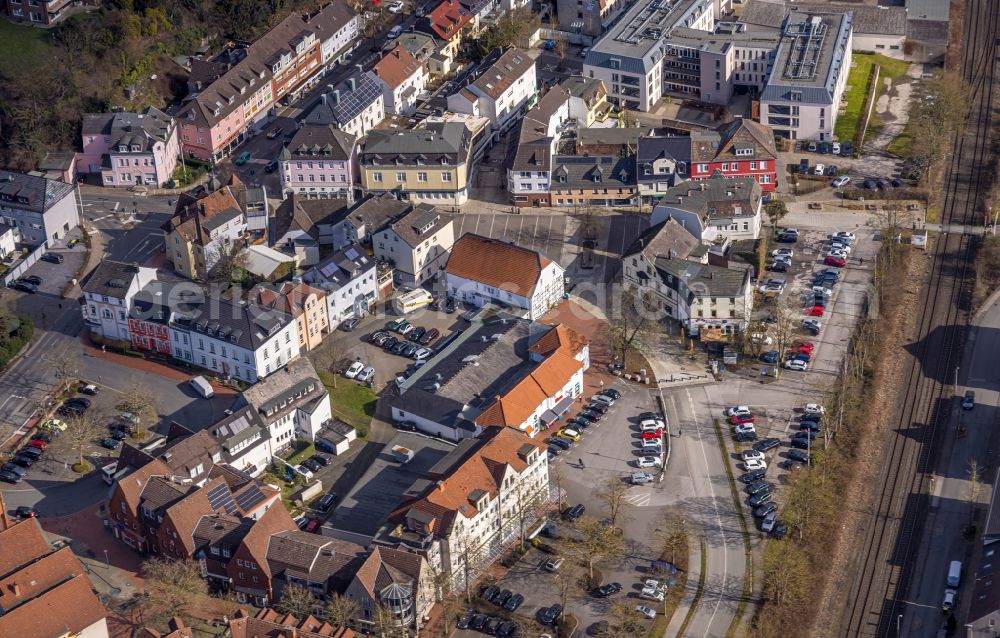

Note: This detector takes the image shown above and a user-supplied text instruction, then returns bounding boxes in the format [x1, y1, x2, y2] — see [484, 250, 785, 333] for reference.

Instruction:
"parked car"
[388, 0, 405, 12]
[767, 261, 788, 273]
[301, 459, 322, 473]
[539, 604, 563, 625]
[408, 327, 426, 342]
[99, 438, 121, 450]
[784, 359, 808, 371]
[419, 328, 439, 345]
[0, 471, 21, 484]
[549, 437, 571, 450]
[310, 454, 332, 466]
[592, 582, 623, 598]
[356, 366, 375, 383]
[748, 491, 772, 507]
[753, 502, 778, 518]
[265, 160, 279, 173]
[761, 351, 780, 364]
[14, 505, 37, 519]
[963, 390, 975, 410]
[744, 458, 767, 471]
[314, 493, 337, 512]
[746, 479, 770, 495]
[563, 504, 585, 521]
[10, 281, 36, 293]
[2, 463, 27, 477]
[824, 255, 847, 267]
[635, 605, 657, 620]
[344, 361, 364, 379]
[20, 275, 42, 286]
[340, 317, 361, 331]
[503, 593, 524, 611]
[831, 142, 841, 154]
[457, 610, 475, 630]
[754, 438, 781, 453]
[235, 151, 251, 165]
[832, 175, 850, 187]
[740, 468, 767, 483]
[26, 439, 46, 450]
[482, 585, 500, 602]
[636, 456, 660, 468]
[493, 589, 512, 606]
[787, 449, 811, 463]
[734, 431, 758, 443]
[388, 25, 403, 38]
[41, 253, 64, 264]
[544, 557, 564, 572]
[730, 413, 755, 425]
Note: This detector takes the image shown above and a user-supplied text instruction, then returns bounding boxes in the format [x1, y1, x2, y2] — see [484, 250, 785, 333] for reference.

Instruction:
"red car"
[26, 440, 47, 451]
[729, 413, 755, 425]
[824, 255, 846, 267]
[807, 305, 824, 317]
[795, 342, 815, 354]
[303, 518, 322, 533]
[641, 429, 663, 439]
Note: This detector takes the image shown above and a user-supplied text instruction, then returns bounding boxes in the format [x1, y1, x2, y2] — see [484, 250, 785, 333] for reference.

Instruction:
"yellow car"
[43, 419, 67, 432]
[556, 428, 581, 442]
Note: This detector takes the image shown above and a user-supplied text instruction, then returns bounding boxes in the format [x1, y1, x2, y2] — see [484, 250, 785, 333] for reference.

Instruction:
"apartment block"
[80, 108, 181, 188]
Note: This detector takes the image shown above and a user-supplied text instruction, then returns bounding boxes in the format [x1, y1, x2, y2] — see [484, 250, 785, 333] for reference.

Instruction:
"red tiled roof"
[372, 45, 422, 90]
[445, 233, 553, 298]
[0, 573, 106, 637]
[528, 324, 589, 358]
[426, 0, 474, 40]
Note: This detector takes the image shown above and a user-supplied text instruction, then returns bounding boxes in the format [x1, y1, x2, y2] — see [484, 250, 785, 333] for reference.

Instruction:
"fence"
[538, 28, 594, 47]
[2, 241, 49, 287]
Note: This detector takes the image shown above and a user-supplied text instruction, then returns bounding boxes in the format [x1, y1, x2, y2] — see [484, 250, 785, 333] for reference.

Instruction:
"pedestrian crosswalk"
[624, 491, 652, 507]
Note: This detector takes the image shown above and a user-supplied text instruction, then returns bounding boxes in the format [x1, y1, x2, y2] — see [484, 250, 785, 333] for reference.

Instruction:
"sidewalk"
[78, 333, 239, 396]
[664, 539, 704, 638]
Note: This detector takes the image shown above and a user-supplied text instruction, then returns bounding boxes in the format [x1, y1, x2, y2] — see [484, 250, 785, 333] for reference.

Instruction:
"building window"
[417, 172, 428, 182]
[372, 172, 382, 183]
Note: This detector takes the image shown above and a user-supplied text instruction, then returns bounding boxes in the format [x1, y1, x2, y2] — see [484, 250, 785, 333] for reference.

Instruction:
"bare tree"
[59, 411, 102, 470]
[372, 601, 402, 638]
[570, 516, 625, 579]
[608, 600, 644, 638]
[44, 347, 80, 392]
[323, 593, 360, 628]
[453, 528, 485, 603]
[118, 383, 158, 435]
[276, 583, 317, 618]
[141, 558, 208, 625]
[553, 559, 584, 611]
[311, 337, 346, 388]
[596, 476, 633, 528]
[511, 479, 546, 544]
[968, 459, 983, 527]
[549, 462, 566, 513]
[437, 595, 466, 636]
[608, 287, 656, 363]
[651, 507, 690, 564]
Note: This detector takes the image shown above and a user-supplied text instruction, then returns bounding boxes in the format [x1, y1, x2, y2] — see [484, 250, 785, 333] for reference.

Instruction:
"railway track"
[837, 0, 1000, 636]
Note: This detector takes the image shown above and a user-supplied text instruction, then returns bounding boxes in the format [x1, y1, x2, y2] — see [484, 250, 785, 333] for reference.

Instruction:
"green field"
[318, 370, 376, 435]
[0, 21, 51, 68]
[834, 54, 912, 143]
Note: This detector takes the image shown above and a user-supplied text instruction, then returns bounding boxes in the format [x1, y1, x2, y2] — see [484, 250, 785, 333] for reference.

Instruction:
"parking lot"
[9, 236, 88, 297]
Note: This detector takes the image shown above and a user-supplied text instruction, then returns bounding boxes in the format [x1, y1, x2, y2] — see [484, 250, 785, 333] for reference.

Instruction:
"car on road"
[754, 438, 781, 453]
[388, 0, 405, 11]
[591, 582, 623, 598]
[963, 390, 975, 410]
[824, 255, 847, 267]
[388, 25, 403, 38]
[636, 456, 659, 468]
[942, 589, 956, 612]
[235, 151, 251, 165]
[344, 361, 364, 379]
[740, 468, 766, 483]
[753, 502, 778, 518]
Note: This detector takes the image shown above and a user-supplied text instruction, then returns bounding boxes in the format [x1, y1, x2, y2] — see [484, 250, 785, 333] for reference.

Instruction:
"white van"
[947, 560, 962, 587]
[189, 375, 214, 398]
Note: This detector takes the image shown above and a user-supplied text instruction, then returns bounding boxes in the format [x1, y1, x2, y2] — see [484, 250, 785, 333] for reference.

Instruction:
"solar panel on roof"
[344, 247, 359, 260]
[235, 486, 267, 512]
[207, 482, 238, 514]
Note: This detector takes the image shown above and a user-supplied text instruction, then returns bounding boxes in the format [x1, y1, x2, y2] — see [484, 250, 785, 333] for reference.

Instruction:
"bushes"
[0, 314, 34, 371]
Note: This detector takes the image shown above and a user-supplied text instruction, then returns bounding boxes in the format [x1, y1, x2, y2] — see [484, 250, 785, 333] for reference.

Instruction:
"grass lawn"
[0, 21, 50, 68]
[285, 441, 317, 466]
[318, 370, 376, 435]
[834, 54, 912, 143]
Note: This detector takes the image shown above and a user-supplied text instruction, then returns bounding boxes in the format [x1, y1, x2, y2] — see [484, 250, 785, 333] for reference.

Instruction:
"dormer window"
[735, 148, 753, 156]
[594, 174, 602, 183]
[118, 145, 128, 153]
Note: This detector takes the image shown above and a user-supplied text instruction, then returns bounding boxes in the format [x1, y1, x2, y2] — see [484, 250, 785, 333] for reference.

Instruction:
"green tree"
[764, 199, 789, 231]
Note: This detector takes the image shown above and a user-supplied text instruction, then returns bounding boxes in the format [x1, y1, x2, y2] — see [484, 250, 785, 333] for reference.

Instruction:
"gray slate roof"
[905, 0, 949, 23]
[387, 205, 452, 248]
[81, 260, 144, 299]
[552, 155, 636, 189]
[654, 258, 751, 298]
[304, 243, 376, 294]
[740, 1, 907, 36]
[761, 11, 853, 103]
[82, 107, 176, 151]
[361, 122, 469, 163]
[0, 170, 75, 214]
[622, 218, 700, 261]
[279, 124, 357, 161]
[655, 173, 762, 217]
[637, 136, 691, 166]
[171, 297, 295, 351]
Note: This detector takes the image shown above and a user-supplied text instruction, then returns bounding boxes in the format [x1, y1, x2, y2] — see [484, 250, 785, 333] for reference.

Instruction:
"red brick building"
[690, 117, 778, 193]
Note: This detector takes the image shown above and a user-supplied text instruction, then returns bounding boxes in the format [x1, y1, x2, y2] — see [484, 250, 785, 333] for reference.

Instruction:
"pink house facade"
[279, 124, 357, 201]
[80, 108, 181, 188]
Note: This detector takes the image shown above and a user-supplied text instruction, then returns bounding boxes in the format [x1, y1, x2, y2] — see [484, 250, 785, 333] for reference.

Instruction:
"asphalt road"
[901, 300, 1000, 636]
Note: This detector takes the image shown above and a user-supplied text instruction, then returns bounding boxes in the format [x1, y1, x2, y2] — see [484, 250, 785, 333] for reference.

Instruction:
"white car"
[803, 318, 822, 331]
[784, 228, 800, 236]
[635, 605, 657, 619]
[388, 0, 405, 12]
[640, 419, 665, 431]
[640, 586, 664, 602]
[804, 403, 825, 415]
[741, 449, 764, 462]
[414, 347, 434, 360]
[831, 175, 850, 187]
[813, 163, 826, 175]
[726, 405, 751, 417]
[771, 248, 794, 258]
[831, 142, 842, 154]
[295, 464, 314, 480]
[784, 359, 808, 371]
[592, 394, 615, 406]
[833, 231, 856, 242]
[344, 361, 364, 379]
[827, 249, 848, 259]
[631, 472, 655, 485]
[750, 333, 774, 345]
[774, 253, 792, 264]
[758, 282, 784, 294]
[812, 286, 833, 297]
[733, 423, 756, 435]
[830, 241, 852, 254]
[942, 589, 956, 612]
[642, 438, 663, 450]
[636, 456, 660, 468]
[744, 458, 767, 471]
[356, 366, 375, 383]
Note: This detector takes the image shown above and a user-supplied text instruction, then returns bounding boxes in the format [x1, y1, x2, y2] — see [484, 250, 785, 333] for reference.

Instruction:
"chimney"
[12, 582, 21, 596]
[348, 78, 356, 92]
[0, 492, 10, 531]
[333, 90, 341, 104]
[356, 64, 364, 74]
[321, 94, 327, 106]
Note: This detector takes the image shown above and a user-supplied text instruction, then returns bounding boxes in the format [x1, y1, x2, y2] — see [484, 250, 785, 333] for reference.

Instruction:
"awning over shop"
[540, 410, 559, 426]
[553, 395, 575, 415]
